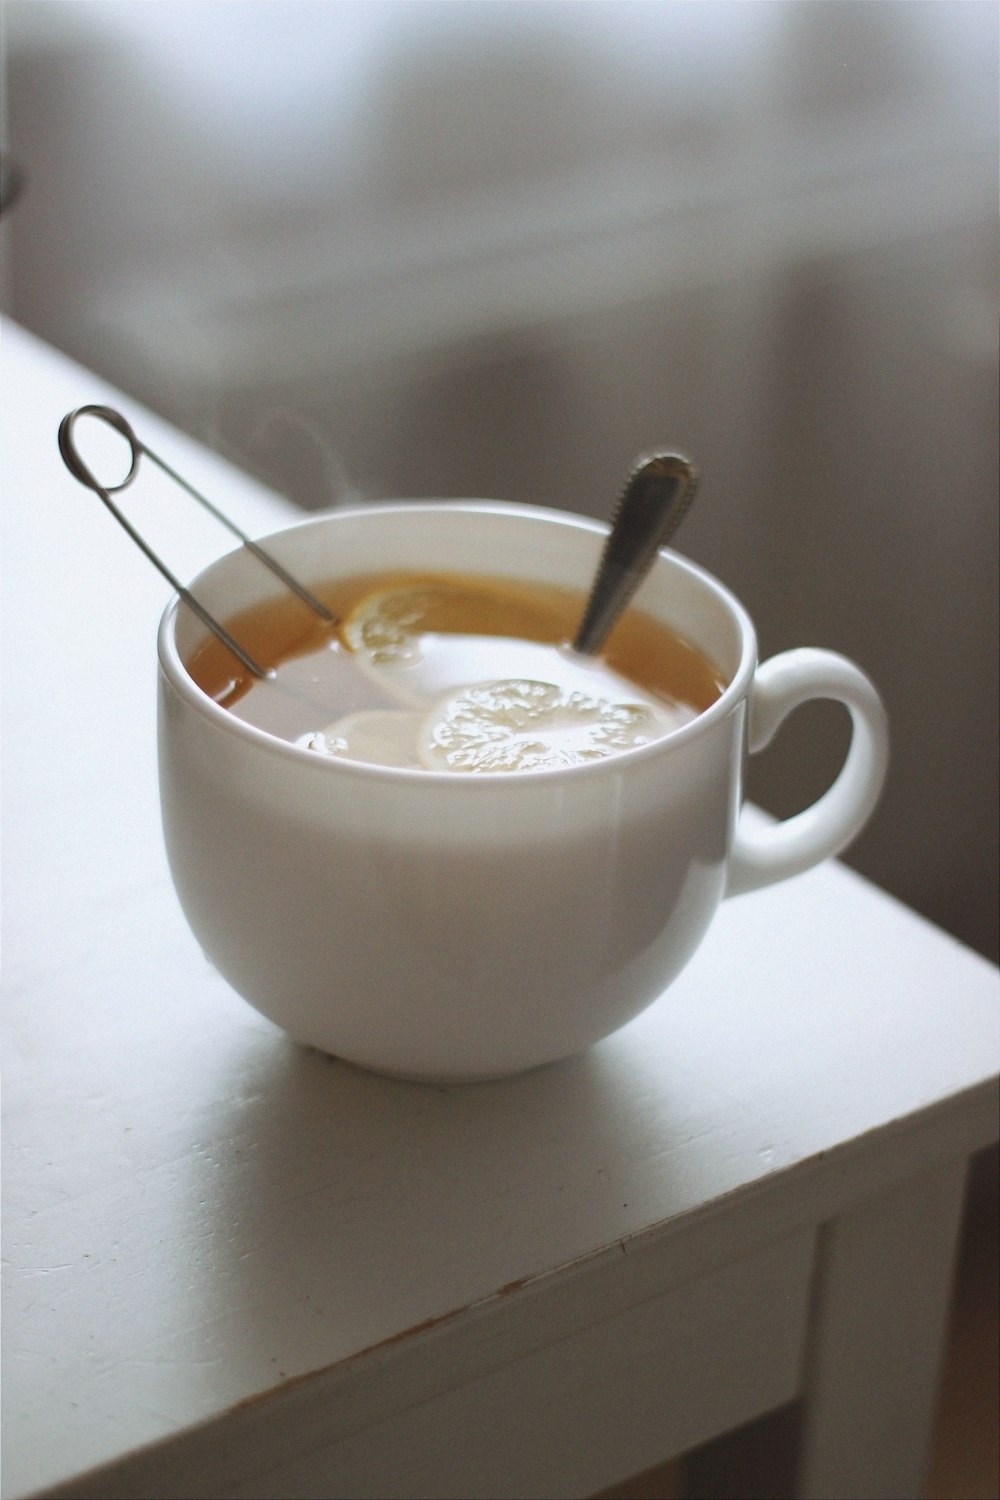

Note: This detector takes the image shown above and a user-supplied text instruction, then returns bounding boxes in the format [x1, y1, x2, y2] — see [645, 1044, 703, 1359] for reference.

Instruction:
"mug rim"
[157, 499, 759, 785]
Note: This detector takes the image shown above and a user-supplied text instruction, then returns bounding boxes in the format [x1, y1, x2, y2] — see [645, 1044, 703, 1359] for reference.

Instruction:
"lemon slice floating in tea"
[342, 585, 448, 667]
[342, 580, 619, 706]
[342, 579, 550, 664]
[417, 678, 681, 774]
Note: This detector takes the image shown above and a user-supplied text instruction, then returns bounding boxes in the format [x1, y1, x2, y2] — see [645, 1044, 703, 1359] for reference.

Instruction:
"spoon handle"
[573, 452, 698, 655]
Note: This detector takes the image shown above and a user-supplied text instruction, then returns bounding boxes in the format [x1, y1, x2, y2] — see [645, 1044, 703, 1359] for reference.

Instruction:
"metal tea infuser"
[57, 403, 335, 678]
[58, 403, 697, 671]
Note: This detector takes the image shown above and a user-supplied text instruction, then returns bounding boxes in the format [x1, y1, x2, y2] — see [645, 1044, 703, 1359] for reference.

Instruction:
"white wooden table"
[2, 320, 998, 1500]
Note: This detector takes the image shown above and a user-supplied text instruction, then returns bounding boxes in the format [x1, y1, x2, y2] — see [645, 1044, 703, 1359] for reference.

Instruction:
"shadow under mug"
[157, 502, 889, 1082]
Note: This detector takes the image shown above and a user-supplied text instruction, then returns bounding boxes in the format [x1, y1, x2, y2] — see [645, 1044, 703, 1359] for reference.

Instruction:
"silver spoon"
[572, 451, 698, 656]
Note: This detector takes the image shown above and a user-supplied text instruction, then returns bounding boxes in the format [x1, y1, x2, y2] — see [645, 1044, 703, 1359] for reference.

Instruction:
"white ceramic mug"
[158, 502, 889, 1082]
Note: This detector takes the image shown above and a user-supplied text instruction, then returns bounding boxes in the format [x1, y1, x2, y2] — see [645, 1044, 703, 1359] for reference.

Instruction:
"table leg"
[796, 1158, 969, 1500]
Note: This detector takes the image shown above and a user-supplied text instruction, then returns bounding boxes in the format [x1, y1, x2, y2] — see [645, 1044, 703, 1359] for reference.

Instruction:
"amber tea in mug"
[185, 569, 727, 774]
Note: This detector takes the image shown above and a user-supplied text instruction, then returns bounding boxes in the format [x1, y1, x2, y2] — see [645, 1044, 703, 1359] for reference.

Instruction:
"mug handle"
[726, 648, 889, 897]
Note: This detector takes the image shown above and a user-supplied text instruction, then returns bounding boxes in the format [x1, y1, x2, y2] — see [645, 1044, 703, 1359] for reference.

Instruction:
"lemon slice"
[341, 582, 582, 706]
[342, 586, 440, 667]
[299, 710, 426, 769]
[343, 578, 564, 656]
[342, 583, 486, 706]
[418, 678, 676, 774]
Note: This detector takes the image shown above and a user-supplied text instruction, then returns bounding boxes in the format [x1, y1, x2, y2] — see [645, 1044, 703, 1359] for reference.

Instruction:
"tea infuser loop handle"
[57, 404, 336, 677]
[58, 403, 141, 494]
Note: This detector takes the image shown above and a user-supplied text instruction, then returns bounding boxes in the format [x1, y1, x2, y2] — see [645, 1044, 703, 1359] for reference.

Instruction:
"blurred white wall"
[2, 0, 997, 959]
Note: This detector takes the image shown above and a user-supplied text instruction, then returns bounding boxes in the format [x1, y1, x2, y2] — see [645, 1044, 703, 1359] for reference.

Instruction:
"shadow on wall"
[2, 0, 997, 961]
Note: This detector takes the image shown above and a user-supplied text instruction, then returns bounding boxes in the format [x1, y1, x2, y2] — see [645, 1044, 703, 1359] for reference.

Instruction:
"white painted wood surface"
[798, 1161, 969, 1500]
[2, 320, 998, 1500]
